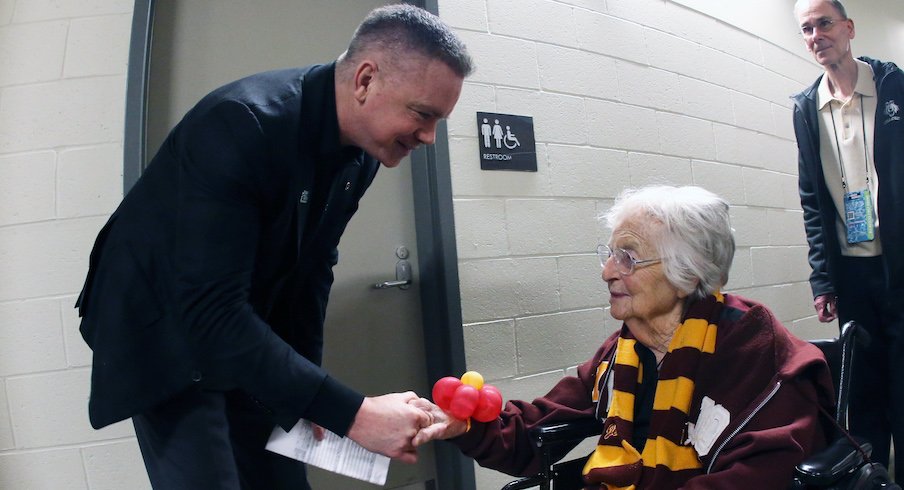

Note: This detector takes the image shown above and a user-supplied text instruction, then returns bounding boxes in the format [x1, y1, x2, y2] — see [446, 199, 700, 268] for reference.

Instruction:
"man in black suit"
[75, 4, 473, 488]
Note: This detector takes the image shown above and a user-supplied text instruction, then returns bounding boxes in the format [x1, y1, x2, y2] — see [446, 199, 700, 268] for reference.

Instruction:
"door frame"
[123, 1, 474, 488]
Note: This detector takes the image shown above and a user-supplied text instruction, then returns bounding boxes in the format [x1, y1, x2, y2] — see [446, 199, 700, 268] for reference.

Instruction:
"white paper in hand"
[265, 421, 390, 486]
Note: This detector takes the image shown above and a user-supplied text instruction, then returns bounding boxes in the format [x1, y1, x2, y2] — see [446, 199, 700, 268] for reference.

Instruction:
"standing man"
[792, 0, 904, 475]
[75, 4, 473, 489]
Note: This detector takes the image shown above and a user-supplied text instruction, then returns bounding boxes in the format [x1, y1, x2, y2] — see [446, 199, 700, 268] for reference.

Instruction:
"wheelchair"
[502, 321, 899, 490]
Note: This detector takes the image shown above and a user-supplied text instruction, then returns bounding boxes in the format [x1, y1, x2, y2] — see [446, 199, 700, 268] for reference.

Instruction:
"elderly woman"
[414, 185, 835, 489]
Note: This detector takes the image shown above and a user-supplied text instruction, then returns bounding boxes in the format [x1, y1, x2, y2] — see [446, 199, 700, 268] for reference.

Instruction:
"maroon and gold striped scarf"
[583, 293, 723, 489]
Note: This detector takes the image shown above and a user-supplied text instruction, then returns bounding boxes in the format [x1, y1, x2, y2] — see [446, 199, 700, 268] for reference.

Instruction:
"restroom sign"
[477, 112, 537, 172]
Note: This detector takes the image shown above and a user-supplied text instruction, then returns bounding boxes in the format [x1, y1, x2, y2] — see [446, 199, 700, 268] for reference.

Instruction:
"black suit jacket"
[77, 63, 379, 433]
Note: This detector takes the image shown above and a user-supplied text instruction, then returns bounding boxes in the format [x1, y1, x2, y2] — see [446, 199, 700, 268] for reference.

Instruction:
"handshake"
[345, 372, 502, 464]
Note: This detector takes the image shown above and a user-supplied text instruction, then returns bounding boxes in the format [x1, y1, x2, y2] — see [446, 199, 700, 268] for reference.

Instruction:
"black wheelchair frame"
[501, 321, 898, 490]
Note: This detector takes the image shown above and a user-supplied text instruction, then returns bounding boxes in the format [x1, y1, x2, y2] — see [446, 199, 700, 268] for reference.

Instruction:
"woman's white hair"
[604, 185, 735, 301]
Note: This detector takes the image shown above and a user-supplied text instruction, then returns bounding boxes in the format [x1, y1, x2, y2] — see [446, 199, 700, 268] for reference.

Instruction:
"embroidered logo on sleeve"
[685, 396, 730, 457]
[885, 100, 901, 124]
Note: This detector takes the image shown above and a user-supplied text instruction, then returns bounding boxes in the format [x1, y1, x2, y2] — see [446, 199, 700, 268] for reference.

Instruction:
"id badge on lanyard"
[843, 188, 875, 243]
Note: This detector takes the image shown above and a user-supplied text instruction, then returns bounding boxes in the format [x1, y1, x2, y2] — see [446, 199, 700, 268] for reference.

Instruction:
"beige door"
[146, 1, 435, 488]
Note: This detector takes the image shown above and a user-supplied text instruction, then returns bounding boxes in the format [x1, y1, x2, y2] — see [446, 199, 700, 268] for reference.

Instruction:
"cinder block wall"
[0, 0, 150, 488]
[436, 0, 853, 487]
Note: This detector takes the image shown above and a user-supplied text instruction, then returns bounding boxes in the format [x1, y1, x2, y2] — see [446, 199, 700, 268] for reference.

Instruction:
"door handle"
[374, 279, 411, 289]
[374, 248, 412, 290]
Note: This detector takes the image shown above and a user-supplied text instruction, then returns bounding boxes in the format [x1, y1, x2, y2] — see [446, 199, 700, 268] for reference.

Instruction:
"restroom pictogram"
[476, 111, 537, 172]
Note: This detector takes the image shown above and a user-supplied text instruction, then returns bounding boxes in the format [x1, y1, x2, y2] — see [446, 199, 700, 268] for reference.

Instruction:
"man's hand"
[346, 392, 430, 464]
[814, 294, 837, 322]
[409, 397, 469, 447]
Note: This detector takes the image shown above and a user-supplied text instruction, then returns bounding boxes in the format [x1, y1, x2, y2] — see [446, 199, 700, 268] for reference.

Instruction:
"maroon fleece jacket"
[453, 294, 835, 489]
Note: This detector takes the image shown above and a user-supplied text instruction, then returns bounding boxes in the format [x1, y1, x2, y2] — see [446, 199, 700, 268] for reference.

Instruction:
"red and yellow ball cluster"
[432, 371, 503, 422]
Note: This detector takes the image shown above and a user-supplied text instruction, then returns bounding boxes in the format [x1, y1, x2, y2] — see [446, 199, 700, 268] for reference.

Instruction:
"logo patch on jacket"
[685, 396, 730, 457]
[885, 100, 901, 124]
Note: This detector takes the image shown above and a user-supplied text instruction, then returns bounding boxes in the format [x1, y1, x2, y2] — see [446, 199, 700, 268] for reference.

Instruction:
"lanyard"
[828, 94, 871, 192]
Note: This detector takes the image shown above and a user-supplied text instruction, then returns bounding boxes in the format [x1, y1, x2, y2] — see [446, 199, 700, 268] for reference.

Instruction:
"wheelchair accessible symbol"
[477, 111, 537, 172]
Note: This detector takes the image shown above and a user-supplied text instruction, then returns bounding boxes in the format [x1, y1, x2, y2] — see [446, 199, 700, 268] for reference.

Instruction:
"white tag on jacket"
[686, 396, 730, 457]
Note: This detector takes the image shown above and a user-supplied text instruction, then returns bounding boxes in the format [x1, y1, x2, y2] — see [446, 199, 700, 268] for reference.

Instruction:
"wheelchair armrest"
[794, 436, 872, 486]
[529, 418, 603, 448]
[501, 475, 545, 490]
[499, 419, 601, 490]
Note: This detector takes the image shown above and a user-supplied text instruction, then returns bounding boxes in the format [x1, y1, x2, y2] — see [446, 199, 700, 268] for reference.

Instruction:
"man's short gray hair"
[604, 185, 735, 301]
[342, 4, 474, 78]
[794, 0, 848, 19]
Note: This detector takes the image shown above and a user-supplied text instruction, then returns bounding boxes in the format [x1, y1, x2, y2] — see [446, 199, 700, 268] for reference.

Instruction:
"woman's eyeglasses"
[598, 244, 661, 275]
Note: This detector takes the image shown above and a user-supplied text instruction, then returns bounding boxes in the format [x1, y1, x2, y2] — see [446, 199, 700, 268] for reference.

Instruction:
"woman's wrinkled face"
[602, 213, 686, 330]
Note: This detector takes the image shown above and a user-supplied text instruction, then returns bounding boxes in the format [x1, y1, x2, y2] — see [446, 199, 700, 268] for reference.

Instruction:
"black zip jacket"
[791, 57, 904, 297]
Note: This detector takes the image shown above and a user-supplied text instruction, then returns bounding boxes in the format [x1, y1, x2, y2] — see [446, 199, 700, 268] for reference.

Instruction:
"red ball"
[448, 384, 480, 420]
[432, 376, 462, 411]
[472, 385, 503, 422]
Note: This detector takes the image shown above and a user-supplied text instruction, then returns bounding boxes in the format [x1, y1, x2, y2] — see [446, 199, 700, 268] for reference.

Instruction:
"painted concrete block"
[496, 88, 587, 145]
[538, 44, 618, 98]
[63, 15, 130, 78]
[57, 144, 123, 218]
[438, 0, 488, 31]
[516, 309, 608, 373]
[506, 199, 598, 254]
[617, 61, 682, 113]
[628, 152, 694, 187]
[463, 319, 517, 380]
[6, 369, 132, 448]
[12, 0, 131, 23]
[0, 449, 88, 490]
[731, 91, 775, 135]
[677, 76, 735, 125]
[83, 439, 151, 490]
[558, 254, 608, 310]
[61, 297, 93, 368]
[0, 217, 106, 301]
[586, 99, 660, 153]
[0, 21, 67, 86]
[691, 160, 746, 204]
[0, 151, 55, 226]
[751, 246, 811, 286]
[0, 298, 67, 376]
[458, 257, 560, 323]
[449, 137, 552, 197]
[488, 0, 578, 47]
[455, 31, 539, 90]
[547, 145, 630, 198]
[0, 77, 125, 154]
[453, 199, 510, 259]
[656, 112, 715, 160]
[575, 11, 647, 65]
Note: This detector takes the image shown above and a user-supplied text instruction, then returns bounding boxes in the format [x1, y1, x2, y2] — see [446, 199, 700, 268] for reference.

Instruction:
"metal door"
[145, 1, 436, 487]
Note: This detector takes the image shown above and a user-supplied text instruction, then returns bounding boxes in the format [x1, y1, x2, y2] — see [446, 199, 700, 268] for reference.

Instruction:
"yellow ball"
[460, 371, 484, 390]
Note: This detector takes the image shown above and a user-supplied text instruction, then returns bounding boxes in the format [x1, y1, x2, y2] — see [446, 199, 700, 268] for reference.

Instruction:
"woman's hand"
[409, 397, 469, 446]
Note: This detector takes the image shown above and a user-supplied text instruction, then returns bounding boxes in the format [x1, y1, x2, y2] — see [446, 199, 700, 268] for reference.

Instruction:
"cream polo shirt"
[817, 58, 882, 257]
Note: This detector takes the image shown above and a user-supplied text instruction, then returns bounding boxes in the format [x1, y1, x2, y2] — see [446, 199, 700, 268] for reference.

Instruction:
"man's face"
[795, 0, 855, 68]
[353, 57, 464, 168]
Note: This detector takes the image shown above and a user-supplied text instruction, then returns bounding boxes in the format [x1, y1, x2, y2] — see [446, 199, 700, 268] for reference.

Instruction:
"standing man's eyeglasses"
[799, 18, 844, 37]
[597, 244, 661, 275]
